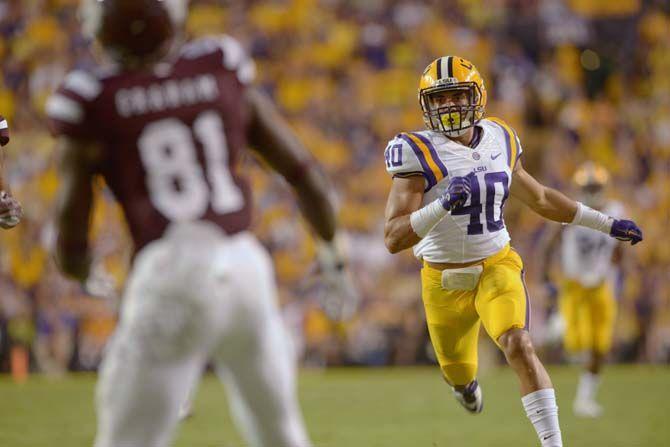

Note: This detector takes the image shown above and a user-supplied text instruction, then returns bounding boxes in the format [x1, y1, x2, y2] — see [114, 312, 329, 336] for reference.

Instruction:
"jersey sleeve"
[180, 35, 256, 86]
[486, 117, 523, 170]
[384, 134, 434, 191]
[46, 70, 102, 140]
[0, 116, 9, 146]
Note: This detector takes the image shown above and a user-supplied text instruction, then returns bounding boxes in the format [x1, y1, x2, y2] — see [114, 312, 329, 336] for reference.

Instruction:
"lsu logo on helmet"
[418, 56, 487, 137]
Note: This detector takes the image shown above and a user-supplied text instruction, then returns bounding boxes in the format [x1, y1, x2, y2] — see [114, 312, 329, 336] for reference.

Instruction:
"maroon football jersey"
[47, 36, 255, 252]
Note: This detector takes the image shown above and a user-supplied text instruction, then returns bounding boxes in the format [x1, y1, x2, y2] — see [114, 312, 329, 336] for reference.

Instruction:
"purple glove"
[610, 219, 643, 245]
[440, 176, 471, 211]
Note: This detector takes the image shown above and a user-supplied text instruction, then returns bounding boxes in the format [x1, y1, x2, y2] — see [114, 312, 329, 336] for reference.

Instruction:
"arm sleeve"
[383, 134, 432, 191]
[46, 70, 101, 140]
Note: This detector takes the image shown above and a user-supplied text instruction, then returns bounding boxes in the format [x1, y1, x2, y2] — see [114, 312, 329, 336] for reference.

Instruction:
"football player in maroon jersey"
[0, 115, 23, 229]
[47, 1, 354, 446]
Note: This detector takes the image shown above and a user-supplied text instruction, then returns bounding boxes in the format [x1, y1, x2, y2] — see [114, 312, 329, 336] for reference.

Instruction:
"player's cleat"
[573, 398, 602, 418]
[452, 380, 484, 414]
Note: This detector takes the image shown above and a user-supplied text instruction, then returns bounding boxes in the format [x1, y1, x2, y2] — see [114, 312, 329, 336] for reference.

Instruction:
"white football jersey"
[384, 118, 523, 263]
[560, 201, 623, 287]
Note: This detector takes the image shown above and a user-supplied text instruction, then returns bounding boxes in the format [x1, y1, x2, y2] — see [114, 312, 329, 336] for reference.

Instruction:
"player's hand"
[0, 191, 22, 229]
[315, 238, 360, 321]
[610, 219, 643, 245]
[440, 176, 471, 211]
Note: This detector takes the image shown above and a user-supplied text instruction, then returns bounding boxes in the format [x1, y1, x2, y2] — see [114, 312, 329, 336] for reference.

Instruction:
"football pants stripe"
[521, 269, 531, 330]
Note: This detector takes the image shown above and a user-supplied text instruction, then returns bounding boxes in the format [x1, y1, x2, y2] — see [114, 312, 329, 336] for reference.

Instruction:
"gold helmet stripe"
[488, 117, 520, 170]
[404, 133, 447, 183]
[447, 56, 453, 77]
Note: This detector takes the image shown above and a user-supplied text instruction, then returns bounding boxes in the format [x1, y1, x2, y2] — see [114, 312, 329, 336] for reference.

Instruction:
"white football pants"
[94, 222, 311, 447]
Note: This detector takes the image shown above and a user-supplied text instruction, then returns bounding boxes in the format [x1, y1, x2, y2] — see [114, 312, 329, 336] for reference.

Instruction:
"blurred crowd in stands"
[0, 0, 669, 376]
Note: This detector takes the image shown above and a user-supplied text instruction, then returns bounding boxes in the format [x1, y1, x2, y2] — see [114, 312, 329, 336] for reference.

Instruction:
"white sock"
[522, 388, 563, 447]
[576, 372, 600, 402]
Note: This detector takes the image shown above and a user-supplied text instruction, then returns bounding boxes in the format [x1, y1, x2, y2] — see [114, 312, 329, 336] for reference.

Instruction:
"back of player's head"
[418, 56, 487, 137]
[80, 0, 188, 67]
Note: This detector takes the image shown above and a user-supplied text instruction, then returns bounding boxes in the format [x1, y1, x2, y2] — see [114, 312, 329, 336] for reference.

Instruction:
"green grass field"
[1, 366, 668, 446]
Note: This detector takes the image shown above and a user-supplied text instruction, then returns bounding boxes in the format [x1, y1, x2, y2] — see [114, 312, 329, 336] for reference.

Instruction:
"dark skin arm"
[245, 88, 336, 242]
[383, 175, 425, 253]
[54, 137, 100, 281]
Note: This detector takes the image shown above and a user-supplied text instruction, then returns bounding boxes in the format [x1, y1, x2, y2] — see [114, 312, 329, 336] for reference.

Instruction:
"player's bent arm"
[54, 137, 100, 282]
[245, 88, 336, 242]
[510, 160, 578, 223]
[384, 176, 426, 254]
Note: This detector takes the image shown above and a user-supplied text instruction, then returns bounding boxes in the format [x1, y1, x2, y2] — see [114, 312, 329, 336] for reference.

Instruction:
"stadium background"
[0, 0, 669, 379]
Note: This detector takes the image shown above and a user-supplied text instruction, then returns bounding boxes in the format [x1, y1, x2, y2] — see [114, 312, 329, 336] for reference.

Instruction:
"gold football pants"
[559, 279, 616, 355]
[421, 245, 530, 386]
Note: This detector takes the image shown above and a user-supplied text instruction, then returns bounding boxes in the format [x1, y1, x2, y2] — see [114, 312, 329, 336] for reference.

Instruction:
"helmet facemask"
[580, 183, 606, 208]
[420, 82, 484, 137]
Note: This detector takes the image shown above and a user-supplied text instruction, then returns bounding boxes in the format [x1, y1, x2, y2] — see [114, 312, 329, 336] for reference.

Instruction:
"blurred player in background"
[47, 1, 354, 446]
[542, 162, 624, 418]
[383, 56, 643, 447]
[0, 115, 23, 229]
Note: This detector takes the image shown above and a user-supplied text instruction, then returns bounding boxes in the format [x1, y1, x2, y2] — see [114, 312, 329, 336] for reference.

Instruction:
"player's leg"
[558, 280, 587, 355]
[575, 282, 616, 417]
[94, 239, 212, 447]
[476, 247, 562, 447]
[95, 334, 206, 447]
[420, 264, 483, 413]
[212, 235, 310, 447]
[178, 373, 202, 421]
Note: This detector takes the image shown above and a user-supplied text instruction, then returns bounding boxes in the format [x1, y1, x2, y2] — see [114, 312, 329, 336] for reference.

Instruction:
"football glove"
[440, 176, 471, 211]
[315, 238, 360, 321]
[610, 219, 643, 245]
[0, 190, 22, 229]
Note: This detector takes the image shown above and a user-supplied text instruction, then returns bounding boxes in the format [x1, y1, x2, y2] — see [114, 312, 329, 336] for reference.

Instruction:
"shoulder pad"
[384, 132, 449, 192]
[181, 35, 256, 85]
[484, 117, 523, 170]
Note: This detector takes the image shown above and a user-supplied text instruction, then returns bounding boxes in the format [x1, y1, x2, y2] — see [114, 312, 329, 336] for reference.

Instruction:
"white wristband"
[570, 202, 614, 234]
[410, 199, 449, 238]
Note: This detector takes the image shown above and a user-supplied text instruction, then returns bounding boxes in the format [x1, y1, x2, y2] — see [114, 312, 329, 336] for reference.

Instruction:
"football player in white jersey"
[542, 162, 624, 418]
[0, 115, 23, 229]
[383, 56, 643, 447]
